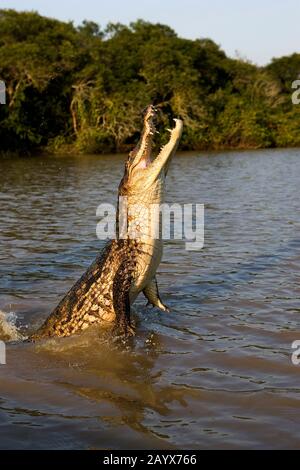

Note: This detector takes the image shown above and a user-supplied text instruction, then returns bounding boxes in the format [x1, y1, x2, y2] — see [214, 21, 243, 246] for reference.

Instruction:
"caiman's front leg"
[143, 277, 170, 312]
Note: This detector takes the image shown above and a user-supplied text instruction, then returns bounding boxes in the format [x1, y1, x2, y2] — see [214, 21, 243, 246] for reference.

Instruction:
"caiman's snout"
[143, 104, 157, 125]
[126, 104, 156, 174]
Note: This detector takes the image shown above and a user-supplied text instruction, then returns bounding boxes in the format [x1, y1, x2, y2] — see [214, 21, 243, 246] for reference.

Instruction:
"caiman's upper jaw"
[129, 105, 157, 172]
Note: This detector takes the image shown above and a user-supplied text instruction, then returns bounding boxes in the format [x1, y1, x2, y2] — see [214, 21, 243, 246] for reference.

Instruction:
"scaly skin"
[31, 106, 183, 339]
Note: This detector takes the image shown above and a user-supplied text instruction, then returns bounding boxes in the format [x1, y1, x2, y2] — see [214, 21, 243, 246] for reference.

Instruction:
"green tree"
[0, 10, 299, 155]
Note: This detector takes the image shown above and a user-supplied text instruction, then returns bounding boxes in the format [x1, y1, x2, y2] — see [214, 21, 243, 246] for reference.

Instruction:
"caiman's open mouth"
[129, 104, 182, 177]
[125, 105, 183, 187]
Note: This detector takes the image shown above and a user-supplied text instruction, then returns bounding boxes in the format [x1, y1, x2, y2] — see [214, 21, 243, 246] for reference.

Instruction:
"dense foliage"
[0, 9, 300, 155]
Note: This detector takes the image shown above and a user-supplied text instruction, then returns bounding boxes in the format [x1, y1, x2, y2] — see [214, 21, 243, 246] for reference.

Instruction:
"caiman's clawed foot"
[144, 277, 170, 313]
[122, 323, 136, 337]
[146, 301, 170, 312]
[113, 315, 136, 338]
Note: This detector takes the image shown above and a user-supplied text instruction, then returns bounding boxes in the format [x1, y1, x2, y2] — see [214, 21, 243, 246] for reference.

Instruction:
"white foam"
[0, 310, 24, 342]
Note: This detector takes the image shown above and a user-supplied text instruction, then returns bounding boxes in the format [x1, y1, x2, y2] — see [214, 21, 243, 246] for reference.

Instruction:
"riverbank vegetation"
[1, 9, 300, 155]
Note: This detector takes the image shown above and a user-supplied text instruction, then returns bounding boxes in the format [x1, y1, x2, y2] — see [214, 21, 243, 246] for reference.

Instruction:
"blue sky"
[1, 0, 298, 65]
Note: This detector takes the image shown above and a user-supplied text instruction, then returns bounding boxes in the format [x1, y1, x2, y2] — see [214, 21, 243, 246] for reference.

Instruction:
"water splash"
[0, 310, 25, 342]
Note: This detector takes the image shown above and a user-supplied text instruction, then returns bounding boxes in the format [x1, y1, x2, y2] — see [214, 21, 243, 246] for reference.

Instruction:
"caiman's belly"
[130, 238, 163, 302]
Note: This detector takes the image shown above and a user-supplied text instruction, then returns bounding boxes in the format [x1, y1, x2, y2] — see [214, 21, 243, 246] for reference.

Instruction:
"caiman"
[31, 106, 183, 339]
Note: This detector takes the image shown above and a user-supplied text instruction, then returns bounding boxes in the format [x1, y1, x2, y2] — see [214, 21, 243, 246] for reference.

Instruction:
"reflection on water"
[0, 149, 299, 449]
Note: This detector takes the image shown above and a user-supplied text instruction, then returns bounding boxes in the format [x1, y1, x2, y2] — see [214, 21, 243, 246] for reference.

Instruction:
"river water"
[0, 149, 299, 449]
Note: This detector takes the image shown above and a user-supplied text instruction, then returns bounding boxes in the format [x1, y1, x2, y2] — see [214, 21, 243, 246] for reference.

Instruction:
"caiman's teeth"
[167, 128, 172, 133]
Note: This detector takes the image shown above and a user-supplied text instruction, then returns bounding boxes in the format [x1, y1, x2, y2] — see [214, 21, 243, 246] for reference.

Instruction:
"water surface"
[0, 149, 299, 449]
